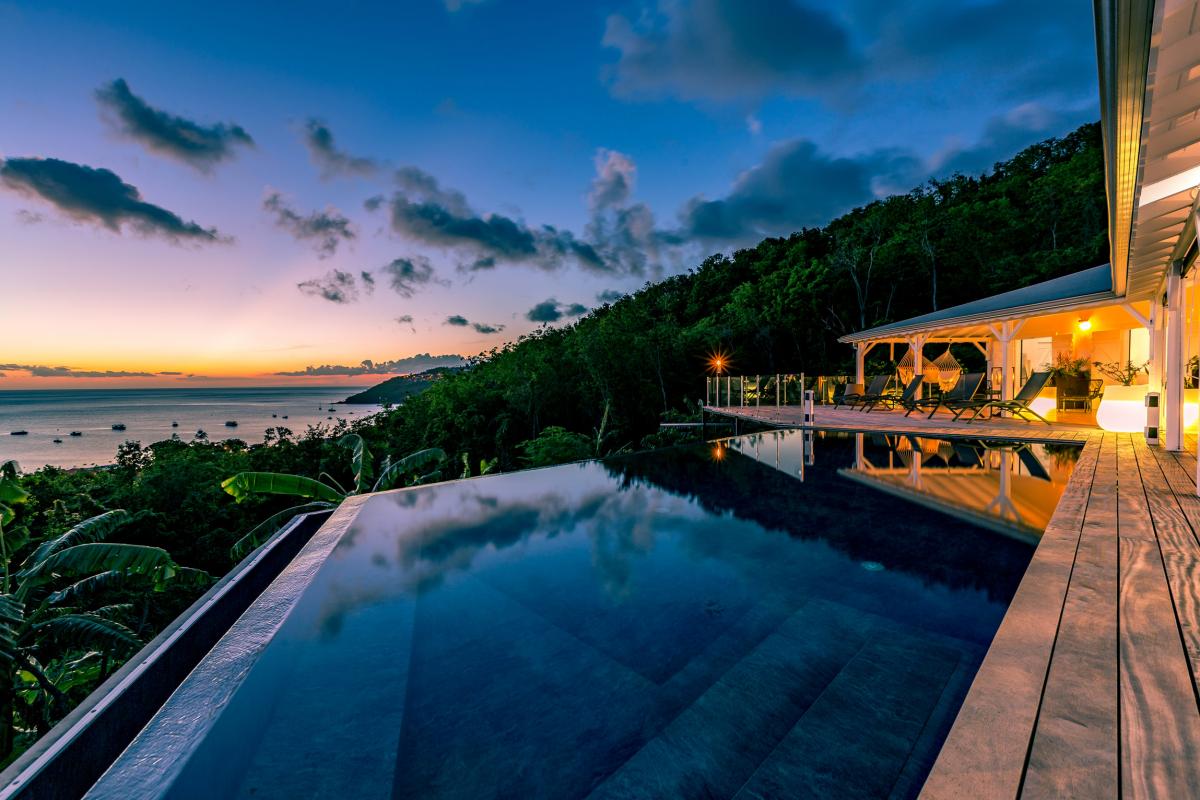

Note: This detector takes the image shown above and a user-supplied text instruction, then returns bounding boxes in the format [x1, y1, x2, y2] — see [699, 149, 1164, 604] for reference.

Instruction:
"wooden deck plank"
[919, 436, 1101, 800]
[1022, 434, 1119, 798]
[1118, 535, 1200, 798]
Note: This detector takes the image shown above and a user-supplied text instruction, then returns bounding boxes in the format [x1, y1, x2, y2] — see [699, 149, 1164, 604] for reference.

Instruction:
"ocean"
[0, 387, 382, 471]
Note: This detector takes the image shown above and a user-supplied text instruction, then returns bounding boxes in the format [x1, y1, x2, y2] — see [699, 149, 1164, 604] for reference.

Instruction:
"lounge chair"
[836, 375, 890, 409]
[905, 372, 985, 419]
[862, 374, 924, 413]
[957, 370, 1053, 423]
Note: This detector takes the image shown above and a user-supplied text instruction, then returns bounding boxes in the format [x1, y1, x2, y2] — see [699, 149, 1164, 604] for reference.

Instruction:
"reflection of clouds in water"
[309, 470, 724, 636]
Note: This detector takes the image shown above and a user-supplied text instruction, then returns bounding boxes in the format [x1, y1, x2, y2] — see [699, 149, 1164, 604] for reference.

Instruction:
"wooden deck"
[707, 405, 1200, 799]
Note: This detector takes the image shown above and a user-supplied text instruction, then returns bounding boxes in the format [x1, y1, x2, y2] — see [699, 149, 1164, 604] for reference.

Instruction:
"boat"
[195, 430, 207, 438]
[10, 430, 28, 436]
[271, 413, 277, 418]
[112, 423, 126, 431]
[282, 415, 288, 419]
[69, 431, 82, 437]
[171, 421, 179, 427]
[52, 438, 62, 444]
[224, 420, 238, 427]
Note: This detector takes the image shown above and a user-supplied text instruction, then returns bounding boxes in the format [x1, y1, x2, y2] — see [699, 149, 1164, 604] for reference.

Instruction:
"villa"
[4, 2, 1200, 800]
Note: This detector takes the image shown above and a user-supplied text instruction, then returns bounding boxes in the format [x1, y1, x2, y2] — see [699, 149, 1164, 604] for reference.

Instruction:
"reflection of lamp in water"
[711, 443, 726, 461]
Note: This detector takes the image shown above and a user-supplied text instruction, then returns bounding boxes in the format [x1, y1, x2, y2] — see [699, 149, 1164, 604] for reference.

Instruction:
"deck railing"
[705, 374, 851, 407]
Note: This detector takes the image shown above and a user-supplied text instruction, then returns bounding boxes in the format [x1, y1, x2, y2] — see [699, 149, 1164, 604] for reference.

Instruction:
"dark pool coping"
[0, 508, 333, 800]
[77, 496, 368, 800]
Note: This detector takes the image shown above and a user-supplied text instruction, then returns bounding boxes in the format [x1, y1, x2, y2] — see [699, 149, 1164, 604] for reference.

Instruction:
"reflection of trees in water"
[602, 440, 1035, 603]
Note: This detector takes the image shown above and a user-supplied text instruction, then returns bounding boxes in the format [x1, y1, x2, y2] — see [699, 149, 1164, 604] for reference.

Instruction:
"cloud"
[444, 314, 505, 334]
[380, 256, 444, 298]
[15, 209, 43, 224]
[297, 269, 360, 303]
[0, 364, 157, 379]
[302, 119, 380, 179]
[680, 138, 921, 241]
[588, 149, 636, 211]
[601, 1, 1094, 109]
[158, 371, 183, 375]
[360, 270, 376, 295]
[930, 102, 1095, 178]
[471, 322, 504, 334]
[602, 0, 861, 103]
[263, 191, 355, 257]
[275, 353, 466, 376]
[0, 157, 223, 242]
[381, 165, 615, 274]
[396, 314, 416, 332]
[95, 78, 253, 171]
[596, 290, 625, 303]
[525, 299, 588, 324]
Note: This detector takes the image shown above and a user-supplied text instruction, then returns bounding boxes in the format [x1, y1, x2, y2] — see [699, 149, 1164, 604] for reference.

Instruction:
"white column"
[912, 335, 926, 401]
[854, 343, 865, 384]
[1149, 299, 1163, 393]
[1166, 260, 1184, 451]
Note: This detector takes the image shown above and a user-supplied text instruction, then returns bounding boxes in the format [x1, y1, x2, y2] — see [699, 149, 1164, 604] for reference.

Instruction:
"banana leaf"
[338, 434, 374, 494]
[26, 509, 132, 570]
[47, 570, 125, 605]
[230, 501, 336, 561]
[221, 472, 344, 503]
[372, 448, 447, 492]
[34, 613, 140, 650]
[19, 543, 176, 589]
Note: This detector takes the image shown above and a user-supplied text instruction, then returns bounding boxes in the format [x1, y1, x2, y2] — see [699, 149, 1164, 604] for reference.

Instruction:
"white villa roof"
[838, 265, 1116, 344]
[1099, 0, 1200, 299]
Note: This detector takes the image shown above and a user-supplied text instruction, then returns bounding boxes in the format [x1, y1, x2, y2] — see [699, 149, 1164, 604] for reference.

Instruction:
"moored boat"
[10, 430, 28, 436]
[112, 423, 126, 431]
[224, 420, 238, 427]
[69, 431, 82, 437]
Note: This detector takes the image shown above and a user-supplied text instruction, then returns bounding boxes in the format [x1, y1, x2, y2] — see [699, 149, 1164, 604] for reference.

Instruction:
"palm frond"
[338, 434, 374, 494]
[221, 472, 344, 503]
[230, 501, 335, 561]
[0, 594, 24, 664]
[372, 448, 447, 491]
[26, 510, 132, 571]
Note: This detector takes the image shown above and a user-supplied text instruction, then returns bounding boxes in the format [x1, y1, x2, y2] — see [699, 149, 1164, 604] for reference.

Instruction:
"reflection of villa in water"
[724, 430, 1076, 543]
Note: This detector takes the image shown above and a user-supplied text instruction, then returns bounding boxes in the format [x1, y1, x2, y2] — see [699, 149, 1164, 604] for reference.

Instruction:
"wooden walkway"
[708, 405, 1200, 799]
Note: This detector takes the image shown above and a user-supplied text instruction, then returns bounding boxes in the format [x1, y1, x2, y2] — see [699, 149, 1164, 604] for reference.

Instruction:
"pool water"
[99, 431, 1075, 799]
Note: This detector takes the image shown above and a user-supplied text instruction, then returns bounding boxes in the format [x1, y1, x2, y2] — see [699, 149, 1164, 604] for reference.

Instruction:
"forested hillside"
[367, 122, 1107, 468]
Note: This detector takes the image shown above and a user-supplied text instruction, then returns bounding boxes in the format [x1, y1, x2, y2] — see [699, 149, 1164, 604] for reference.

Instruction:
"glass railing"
[705, 374, 851, 406]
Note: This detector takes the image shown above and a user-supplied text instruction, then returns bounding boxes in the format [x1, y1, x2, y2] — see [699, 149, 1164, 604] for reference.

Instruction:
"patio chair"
[957, 370, 1053, 423]
[905, 372, 985, 419]
[862, 374, 924, 413]
[835, 374, 889, 409]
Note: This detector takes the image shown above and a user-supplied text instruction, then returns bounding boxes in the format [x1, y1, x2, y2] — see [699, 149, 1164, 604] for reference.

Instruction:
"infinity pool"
[90, 431, 1076, 799]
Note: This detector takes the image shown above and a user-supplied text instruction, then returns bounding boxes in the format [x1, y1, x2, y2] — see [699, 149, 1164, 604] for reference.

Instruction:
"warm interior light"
[1096, 385, 1147, 432]
[1077, 317, 1092, 332]
[1029, 396, 1056, 418]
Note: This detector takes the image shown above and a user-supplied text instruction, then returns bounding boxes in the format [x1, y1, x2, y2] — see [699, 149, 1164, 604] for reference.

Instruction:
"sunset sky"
[0, 0, 1099, 388]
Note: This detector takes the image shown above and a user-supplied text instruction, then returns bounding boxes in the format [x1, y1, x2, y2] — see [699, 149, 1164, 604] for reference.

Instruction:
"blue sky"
[0, 0, 1099, 385]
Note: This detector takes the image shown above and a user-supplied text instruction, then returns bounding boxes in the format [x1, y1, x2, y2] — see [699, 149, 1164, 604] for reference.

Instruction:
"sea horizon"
[0, 386, 382, 471]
